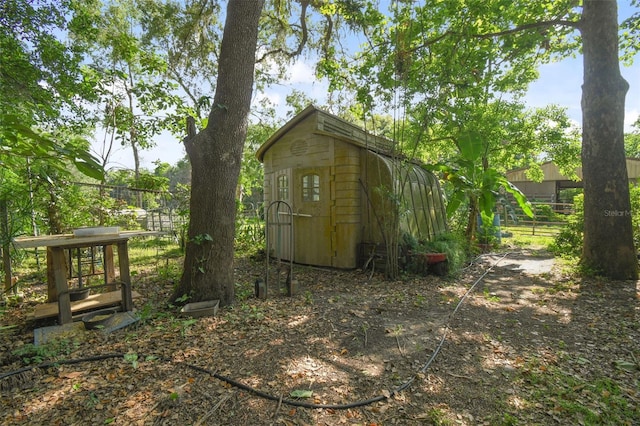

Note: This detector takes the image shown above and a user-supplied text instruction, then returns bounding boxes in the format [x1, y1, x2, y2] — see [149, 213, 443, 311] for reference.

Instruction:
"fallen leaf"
[613, 360, 638, 371]
[290, 389, 313, 398]
[349, 309, 366, 318]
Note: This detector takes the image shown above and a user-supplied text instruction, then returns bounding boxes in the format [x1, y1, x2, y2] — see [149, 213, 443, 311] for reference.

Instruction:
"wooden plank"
[46, 247, 57, 302]
[13, 231, 163, 249]
[117, 241, 133, 311]
[103, 245, 116, 292]
[51, 248, 72, 324]
[33, 290, 142, 320]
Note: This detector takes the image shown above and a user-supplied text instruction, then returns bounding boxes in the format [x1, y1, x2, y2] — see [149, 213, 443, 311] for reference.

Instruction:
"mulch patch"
[1, 250, 638, 425]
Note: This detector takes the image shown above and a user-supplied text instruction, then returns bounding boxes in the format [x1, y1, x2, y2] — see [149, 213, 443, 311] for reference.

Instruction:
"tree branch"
[255, 0, 309, 63]
[471, 18, 581, 39]
[413, 18, 580, 52]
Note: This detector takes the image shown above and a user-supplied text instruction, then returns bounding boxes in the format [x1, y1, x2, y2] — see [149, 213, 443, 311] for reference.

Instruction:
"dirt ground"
[0, 248, 638, 425]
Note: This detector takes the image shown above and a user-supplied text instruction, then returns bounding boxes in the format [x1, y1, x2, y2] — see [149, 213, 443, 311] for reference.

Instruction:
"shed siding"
[507, 159, 640, 184]
[510, 181, 557, 201]
[331, 139, 362, 268]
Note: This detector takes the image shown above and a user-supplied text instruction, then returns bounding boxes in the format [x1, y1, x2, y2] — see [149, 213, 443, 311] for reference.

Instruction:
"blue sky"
[526, 57, 639, 130]
[101, 3, 640, 171]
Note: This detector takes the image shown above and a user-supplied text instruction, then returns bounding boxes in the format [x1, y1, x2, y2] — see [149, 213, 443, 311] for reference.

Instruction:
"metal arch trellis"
[264, 200, 294, 298]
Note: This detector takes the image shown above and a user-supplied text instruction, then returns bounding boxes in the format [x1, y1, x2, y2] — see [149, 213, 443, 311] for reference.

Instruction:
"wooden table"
[14, 231, 159, 325]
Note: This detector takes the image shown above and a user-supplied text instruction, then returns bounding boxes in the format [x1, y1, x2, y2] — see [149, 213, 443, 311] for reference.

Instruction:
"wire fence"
[501, 202, 572, 237]
[73, 182, 187, 235]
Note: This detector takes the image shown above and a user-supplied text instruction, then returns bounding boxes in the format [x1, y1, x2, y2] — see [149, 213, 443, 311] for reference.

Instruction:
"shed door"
[292, 167, 332, 266]
[268, 168, 293, 261]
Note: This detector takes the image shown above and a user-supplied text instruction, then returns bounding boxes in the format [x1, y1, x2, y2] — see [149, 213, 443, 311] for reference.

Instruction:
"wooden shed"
[256, 105, 447, 269]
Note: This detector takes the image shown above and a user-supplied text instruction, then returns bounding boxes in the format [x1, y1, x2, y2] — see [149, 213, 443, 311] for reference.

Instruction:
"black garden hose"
[0, 253, 509, 410]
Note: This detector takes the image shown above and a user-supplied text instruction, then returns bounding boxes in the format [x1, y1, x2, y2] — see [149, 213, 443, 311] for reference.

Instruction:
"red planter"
[425, 253, 447, 264]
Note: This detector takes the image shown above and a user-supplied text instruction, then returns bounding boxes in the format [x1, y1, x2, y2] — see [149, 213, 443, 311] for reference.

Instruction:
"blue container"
[477, 214, 501, 243]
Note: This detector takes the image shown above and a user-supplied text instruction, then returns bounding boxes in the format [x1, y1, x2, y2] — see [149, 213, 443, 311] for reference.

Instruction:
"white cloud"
[287, 59, 316, 84]
[253, 90, 282, 108]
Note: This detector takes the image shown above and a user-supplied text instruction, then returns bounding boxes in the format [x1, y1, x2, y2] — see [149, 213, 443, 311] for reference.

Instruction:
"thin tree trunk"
[126, 68, 142, 208]
[1, 200, 13, 294]
[466, 196, 479, 243]
[580, 0, 638, 279]
[47, 184, 64, 234]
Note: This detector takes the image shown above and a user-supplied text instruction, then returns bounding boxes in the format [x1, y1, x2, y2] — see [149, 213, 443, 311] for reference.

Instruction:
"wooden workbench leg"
[103, 245, 116, 291]
[51, 248, 72, 324]
[46, 248, 57, 302]
[116, 241, 133, 312]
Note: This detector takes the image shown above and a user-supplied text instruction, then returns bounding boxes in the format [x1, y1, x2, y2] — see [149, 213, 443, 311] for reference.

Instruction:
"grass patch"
[501, 227, 557, 249]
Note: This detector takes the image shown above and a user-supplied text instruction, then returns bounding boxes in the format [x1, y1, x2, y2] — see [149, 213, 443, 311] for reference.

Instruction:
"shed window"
[302, 174, 320, 201]
[277, 175, 289, 200]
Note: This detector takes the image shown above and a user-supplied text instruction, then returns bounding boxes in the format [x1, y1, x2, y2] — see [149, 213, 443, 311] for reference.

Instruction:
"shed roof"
[256, 104, 396, 162]
[506, 158, 640, 182]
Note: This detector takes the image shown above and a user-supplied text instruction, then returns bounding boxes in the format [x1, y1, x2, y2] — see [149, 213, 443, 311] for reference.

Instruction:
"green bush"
[403, 231, 468, 276]
[549, 194, 583, 257]
[630, 185, 640, 249]
[235, 202, 265, 255]
[550, 187, 640, 258]
[534, 204, 556, 222]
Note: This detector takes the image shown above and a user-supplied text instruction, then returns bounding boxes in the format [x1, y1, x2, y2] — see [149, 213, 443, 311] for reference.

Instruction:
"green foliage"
[620, 6, 640, 65]
[81, 0, 185, 176]
[423, 408, 453, 425]
[519, 357, 639, 424]
[240, 303, 265, 322]
[483, 287, 501, 302]
[234, 281, 255, 302]
[290, 389, 313, 399]
[179, 318, 197, 337]
[235, 208, 265, 256]
[423, 232, 468, 275]
[0, 0, 104, 180]
[534, 204, 558, 222]
[43, 182, 100, 232]
[403, 231, 468, 276]
[549, 194, 584, 257]
[12, 338, 80, 365]
[629, 185, 640, 249]
[191, 233, 212, 245]
[477, 211, 500, 246]
[552, 186, 640, 260]
[123, 352, 139, 369]
[624, 117, 640, 158]
[427, 126, 533, 243]
[317, 0, 583, 252]
[240, 122, 271, 200]
[505, 230, 556, 249]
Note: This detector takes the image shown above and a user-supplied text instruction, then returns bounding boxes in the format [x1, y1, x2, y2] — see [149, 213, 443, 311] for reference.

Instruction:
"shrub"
[534, 204, 557, 222]
[549, 194, 583, 257]
[630, 185, 640, 248]
[403, 231, 468, 276]
[550, 187, 640, 258]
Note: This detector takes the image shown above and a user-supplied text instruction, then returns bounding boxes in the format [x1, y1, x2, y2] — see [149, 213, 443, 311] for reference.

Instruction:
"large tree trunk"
[171, 0, 264, 306]
[580, 0, 638, 280]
